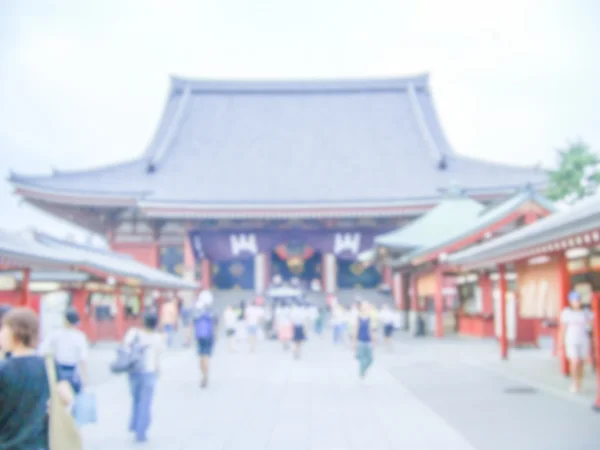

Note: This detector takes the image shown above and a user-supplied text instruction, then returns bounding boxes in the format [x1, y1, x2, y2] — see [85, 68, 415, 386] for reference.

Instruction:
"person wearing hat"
[39, 307, 89, 394]
[559, 291, 593, 393]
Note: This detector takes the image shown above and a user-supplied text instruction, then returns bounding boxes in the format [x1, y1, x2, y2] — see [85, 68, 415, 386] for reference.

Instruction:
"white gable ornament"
[230, 233, 259, 256]
[333, 233, 361, 256]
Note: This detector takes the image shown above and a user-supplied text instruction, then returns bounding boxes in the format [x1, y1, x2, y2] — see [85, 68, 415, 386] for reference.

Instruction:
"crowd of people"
[0, 279, 595, 448]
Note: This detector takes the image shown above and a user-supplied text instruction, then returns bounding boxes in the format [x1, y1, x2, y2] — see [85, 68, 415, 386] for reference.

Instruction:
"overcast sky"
[1, 0, 599, 239]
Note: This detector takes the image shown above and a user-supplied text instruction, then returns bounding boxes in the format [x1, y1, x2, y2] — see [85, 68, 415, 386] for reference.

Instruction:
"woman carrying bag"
[0, 307, 80, 450]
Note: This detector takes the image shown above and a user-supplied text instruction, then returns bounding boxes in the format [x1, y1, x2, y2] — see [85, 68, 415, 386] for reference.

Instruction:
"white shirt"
[124, 328, 165, 373]
[379, 308, 395, 325]
[223, 309, 238, 329]
[290, 306, 306, 325]
[246, 305, 265, 326]
[276, 307, 291, 327]
[561, 308, 592, 344]
[197, 290, 214, 309]
[39, 327, 89, 366]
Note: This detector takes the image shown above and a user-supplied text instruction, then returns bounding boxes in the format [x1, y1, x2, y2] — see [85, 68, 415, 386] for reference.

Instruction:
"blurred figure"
[276, 302, 293, 350]
[559, 291, 593, 393]
[245, 300, 265, 352]
[379, 304, 395, 348]
[332, 305, 345, 344]
[223, 305, 238, 352]
[160, 298, 179, 348]
[354, 302, 376, 379]
[193, 298, 217, 388]
[39, 308, 89, 395]
[0, 308, 73, 449]
[0, 304, 12, 359]
[124, 311, 165, 442]
[290, 304, 306, 359]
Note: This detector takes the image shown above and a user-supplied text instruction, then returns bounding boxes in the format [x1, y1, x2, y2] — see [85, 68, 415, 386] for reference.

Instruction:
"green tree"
[547, 141, 600, 204]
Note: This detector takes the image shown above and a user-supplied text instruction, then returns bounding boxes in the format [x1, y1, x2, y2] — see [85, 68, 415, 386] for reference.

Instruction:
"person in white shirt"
[276, 304, 293, 350]
[223, 305, 238, 352]
[245, 301, 264, 352]
[559, 291, 593, 393]
[123, 311, 165, 442]
[290, 304, 307, 359]
[39, 308, 89, 394]
[379, 304, 396, 348]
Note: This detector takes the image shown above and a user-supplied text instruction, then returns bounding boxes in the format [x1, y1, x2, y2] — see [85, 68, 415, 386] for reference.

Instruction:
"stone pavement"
[81, 331, 600, 450]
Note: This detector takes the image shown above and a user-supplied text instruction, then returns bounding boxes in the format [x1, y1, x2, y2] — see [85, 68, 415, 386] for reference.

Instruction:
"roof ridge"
[169, 73, 430, 93]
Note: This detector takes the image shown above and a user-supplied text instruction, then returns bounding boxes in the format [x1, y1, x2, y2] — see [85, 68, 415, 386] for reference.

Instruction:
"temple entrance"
[270, 242, 321, 284]
[337, 260, 381, 289]
[212, 258, 255, 290]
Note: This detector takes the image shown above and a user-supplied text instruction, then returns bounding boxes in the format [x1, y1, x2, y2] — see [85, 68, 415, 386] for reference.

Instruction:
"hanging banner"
[189, 229, 389, 262]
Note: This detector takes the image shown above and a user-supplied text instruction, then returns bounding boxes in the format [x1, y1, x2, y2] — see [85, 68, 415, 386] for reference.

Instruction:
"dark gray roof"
[448, 194, 600, 267]
[10, 74, 546, 208]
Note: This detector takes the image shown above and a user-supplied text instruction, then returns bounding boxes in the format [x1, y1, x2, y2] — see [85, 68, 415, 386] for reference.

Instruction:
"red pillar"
[410, 273, 418, 312]
[201, 259, 212, 289]
[71, 289, 89, 337]
[21, 268, 31, 307]
[592, 293, 600, 411]
[183, 226, 197, 281]
[115, 285, 125, 341]
[498, 264, 508, 360]
[392, 271, 403, 309]
[480, 272, 493, 314]
[557, 252, 570, 375]
[383, 266, 392, 288]
[434, 268, 444, 338]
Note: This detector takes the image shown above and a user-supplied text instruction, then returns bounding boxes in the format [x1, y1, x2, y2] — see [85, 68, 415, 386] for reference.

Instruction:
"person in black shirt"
[0, 308, 54, 450]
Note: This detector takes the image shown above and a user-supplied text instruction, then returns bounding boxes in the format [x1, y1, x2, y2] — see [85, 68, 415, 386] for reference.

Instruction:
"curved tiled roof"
[10, 74, 546, 211]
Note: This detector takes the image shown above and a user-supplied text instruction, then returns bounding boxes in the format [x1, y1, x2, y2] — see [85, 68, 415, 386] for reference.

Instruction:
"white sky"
[0, 0, 599, 239]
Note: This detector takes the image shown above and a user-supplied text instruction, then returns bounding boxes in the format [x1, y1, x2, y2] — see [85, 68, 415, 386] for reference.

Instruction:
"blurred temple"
[9, 74, 545, 293]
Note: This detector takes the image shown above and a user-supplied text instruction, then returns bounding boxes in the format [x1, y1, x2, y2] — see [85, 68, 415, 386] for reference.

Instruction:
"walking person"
[354, 302, 376, 379]
[193, 297, 217, 388]
[223, 304, 237, 352]
[0, 308, 74, 449]
[276, 302, 293, 350]
[290, 304, 307, 359]
[39, 308, 89, 396]
[160, 298, 179, 348]
[379, 304, 395, 349]
[245, 300, 265, 352]
[559, 291, 593, 393]
[124, 311, 165, 443]
[332, 305, 345, 344]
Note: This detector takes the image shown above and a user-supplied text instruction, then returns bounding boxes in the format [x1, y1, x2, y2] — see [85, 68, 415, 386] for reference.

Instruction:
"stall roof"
[448, 193, 600, 267]
[375, 196, 485, 250]
[0, 231, 197, 290]
[388, 189, 555, 267]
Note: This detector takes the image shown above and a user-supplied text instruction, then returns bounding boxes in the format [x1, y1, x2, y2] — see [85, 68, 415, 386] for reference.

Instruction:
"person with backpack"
[193, 298, 217, 388]
[122, 311, 164, 443]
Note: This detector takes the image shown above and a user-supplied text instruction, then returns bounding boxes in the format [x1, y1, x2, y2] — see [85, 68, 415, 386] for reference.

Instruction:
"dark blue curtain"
[270, 251, 321, 282]
[212, 258, 255, 290]
[337, 260, 381, 289]
[160, 246, 184, 276]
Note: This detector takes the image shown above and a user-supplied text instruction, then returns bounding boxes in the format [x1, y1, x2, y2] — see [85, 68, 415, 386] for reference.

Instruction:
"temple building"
[9, 74, 546, 294]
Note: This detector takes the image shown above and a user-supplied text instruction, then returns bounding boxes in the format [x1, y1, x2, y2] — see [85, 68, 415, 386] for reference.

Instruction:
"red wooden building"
[0, 230, 196, 342]
[371, 188, 554, 338]
[448, 194, 600, 410]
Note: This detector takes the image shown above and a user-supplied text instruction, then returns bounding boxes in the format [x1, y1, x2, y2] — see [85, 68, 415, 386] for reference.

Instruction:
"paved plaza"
[82, 329, 600, 450]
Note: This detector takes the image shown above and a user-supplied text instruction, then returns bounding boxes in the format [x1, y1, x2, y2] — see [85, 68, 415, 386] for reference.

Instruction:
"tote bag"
[73, 390, 97, 426]
[45, 356, 83, 450]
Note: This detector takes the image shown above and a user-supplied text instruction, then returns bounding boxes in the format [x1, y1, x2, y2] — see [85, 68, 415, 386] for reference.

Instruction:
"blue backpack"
[195, 313, 214, 340]
[110, 332, 147, 374]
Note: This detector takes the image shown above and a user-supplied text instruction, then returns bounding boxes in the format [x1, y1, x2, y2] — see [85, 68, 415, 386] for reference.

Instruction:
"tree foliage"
[547, 141, 600, 204]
